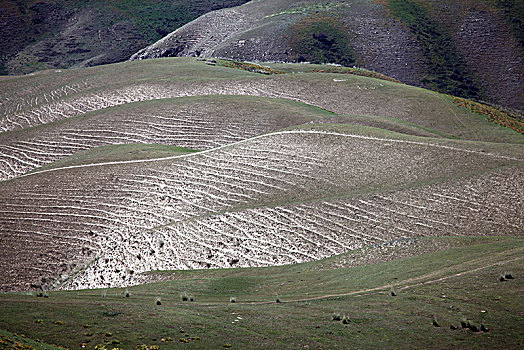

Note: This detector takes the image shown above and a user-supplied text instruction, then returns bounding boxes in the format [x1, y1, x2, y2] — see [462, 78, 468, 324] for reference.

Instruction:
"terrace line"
[22, 130, 523, 179]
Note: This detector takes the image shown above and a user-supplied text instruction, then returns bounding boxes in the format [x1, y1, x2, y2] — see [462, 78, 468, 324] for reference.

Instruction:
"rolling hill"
[0, 57, 522, 292]
[131, 0, 524, 110]
[0, 57, 522, 348]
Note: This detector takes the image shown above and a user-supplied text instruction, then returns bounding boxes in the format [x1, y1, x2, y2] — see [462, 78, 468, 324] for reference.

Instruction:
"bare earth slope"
[131, 0, 524, 110]
[0, 129, 523, 291]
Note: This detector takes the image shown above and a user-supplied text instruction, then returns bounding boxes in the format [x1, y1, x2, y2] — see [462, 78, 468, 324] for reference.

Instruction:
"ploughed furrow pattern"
[0, 72, 422, 134]
[0, 131, 521, 290]
[0, 96, 315, 180]
[78, 165, 523, 290]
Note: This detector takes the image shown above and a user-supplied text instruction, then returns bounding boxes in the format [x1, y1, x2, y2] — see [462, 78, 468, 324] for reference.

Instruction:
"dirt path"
[21, 130, 522, 179]
[227, 247, 524, 306]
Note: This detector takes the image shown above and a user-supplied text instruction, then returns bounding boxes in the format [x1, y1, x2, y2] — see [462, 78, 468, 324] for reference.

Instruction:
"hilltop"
[131, 0, 524, 110]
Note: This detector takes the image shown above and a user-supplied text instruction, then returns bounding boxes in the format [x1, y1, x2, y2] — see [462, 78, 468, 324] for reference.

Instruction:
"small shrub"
[102, 290, 107, 298]
[124, 288, 130, 298]
[275, 297, 281, 303]
[499, 275, 506, 282]
[191, 337, 200, 341]
[342, 316, 351, 324]
[450, 324, 458, 330]
[161, 337, 173, 342]
[182, 293, 189, 302]
[481, 324, 489, 332]
[84, 332, 93, 337]
[332, 313, 342, 321]
[105, 332, 113, 337]
[469, 324, 480, 332]
[156, 297, 162, 305]
[111, 340, 120, 345]
[230, 297, 236, 303]
[95, 345, 107, 350]
[179, 338, 189, 343]
[34, 319, 44, 324]
[54, 320, 64, 325]
[83, 324, 91, 328]
[504, 273, 514, 280]
[223, 344, 232, 348]
[390, 286, 397, 296]
[432, 318, 441, 327]
[189, 295, 194, 302]
[461, 319, 469, 328]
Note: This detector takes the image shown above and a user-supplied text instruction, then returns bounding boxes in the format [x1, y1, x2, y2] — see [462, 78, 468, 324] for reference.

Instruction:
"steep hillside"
[0, 0, 248, 75]
[131, 0, 524, 110]
[0, 58, 522, 293]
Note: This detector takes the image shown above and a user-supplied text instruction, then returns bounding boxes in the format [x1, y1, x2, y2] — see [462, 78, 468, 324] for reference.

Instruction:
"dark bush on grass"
[469, 324, 480, 332]
[332, 313, 342, 321]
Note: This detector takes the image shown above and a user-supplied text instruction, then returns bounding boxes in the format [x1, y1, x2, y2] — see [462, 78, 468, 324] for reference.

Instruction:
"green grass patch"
[289, 13, 356, 66]
[386, 0, 482, 100]
[30, 144, 198, 172]
[453, 96, 524, 134]
[0, 328, 61, 350]
[218, 59, 284, 75]
[0, 237, 522, 349]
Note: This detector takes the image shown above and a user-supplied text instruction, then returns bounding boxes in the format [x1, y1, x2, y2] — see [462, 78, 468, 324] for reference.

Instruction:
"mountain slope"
[131, 0, 524, 110]
[0, 0, 249, 75]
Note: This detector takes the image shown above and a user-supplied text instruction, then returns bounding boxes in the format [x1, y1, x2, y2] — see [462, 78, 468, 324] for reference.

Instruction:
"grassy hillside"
[0, 237, 521, 349]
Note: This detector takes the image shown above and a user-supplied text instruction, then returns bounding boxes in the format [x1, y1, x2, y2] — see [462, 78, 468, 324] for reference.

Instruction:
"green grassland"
[0, 237, 522, 349]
